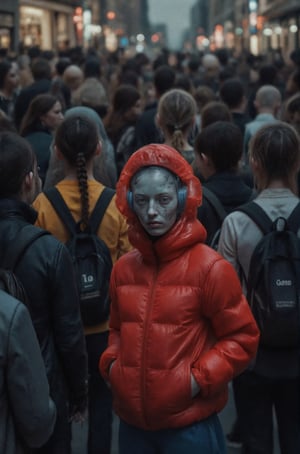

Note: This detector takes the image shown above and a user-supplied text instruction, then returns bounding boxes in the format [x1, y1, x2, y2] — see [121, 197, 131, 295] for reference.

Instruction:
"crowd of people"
[0, 42, 300, 454]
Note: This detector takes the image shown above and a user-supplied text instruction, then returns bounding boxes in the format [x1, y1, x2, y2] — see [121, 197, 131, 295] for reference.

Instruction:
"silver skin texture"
[131, 166, 179, 237]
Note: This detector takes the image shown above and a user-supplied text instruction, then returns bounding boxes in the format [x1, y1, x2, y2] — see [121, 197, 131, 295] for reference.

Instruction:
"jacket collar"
[254, 113, 276, 122]
[0, 198, 38, 224]
[129, 215, 206, 263]
[116, 144, 207, 261]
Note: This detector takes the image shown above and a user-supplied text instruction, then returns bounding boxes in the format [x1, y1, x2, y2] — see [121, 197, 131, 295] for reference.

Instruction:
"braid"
[171, 129, 185, 152]
[54, 114, 101, 228]
[76, 152, 89, 229]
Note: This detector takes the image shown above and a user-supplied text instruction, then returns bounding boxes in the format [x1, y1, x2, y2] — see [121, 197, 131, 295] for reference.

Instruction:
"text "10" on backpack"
[45, 187, 114, 326]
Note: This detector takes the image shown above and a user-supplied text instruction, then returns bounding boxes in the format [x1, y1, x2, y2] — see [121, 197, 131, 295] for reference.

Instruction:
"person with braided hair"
[33, 114, 132, 454]
[156, 88, 198, 166]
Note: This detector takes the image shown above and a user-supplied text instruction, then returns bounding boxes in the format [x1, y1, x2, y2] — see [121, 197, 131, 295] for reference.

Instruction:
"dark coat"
[134, 103, 163, 148]
[14, 79, 51, 131]
[231, 111, 251, 136]
[24, 129, 52, 186]
[197, 171, 254, 245]
[0, 199, 88, 449]
[0, 290, 56, 453]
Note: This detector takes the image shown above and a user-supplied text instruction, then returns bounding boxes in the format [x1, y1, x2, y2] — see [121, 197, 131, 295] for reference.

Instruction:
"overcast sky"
[148, 0, 195, 49]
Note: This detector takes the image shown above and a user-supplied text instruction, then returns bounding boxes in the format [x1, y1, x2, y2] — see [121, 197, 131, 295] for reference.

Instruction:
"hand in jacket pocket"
[191, 372, 200, 398]
[108, 360, 116, 376]
[105, 360, 116, 388]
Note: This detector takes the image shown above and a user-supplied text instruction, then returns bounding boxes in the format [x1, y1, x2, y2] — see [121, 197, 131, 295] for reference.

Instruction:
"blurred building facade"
[0, 0, 18, 50]
[205, 0, 300, 60]
[0, 0, 299, 59]
[0, 0, 149, 54]
[190, 0, 210, 51]
[93, 0, 150, 52]
[259, 0, 300, 57]
[0, 0, 82, 52]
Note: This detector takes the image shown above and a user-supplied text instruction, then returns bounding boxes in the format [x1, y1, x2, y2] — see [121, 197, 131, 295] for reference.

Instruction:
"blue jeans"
[86, 331, 113, 454]
[119, 414, 226, 454]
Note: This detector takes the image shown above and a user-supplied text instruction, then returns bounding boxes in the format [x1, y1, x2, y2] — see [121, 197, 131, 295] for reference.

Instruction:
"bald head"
[255, 85, 282, 111]
[63, 65, 83, 91]
[202, 54, 220, 70]
[202, 54, 220, 78]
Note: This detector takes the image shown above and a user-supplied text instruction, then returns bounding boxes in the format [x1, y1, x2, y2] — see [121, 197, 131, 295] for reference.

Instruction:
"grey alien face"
[131, 166, 179, 237]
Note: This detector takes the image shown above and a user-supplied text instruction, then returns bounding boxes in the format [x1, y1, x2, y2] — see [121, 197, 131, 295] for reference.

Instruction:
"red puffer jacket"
[100, 144, 259, 430]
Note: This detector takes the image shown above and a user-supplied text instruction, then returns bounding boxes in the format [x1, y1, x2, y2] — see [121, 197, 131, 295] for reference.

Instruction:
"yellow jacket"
[33, 179, 132, 335]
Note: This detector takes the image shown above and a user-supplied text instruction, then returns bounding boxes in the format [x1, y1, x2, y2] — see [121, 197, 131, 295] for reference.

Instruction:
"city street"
[0, 3, 299, 454]
[72, 382, 280, 454]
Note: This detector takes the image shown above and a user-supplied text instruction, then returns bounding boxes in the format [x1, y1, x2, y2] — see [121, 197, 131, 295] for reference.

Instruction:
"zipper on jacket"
[140, 262, 159, 427]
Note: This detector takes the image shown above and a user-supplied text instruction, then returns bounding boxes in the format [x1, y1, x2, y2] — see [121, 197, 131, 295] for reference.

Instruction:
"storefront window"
[0, 29, 10, 49]
[57, 13, 69, 49]
[288, 18, 299, 55]
[0, 12, 13, 49]
[20, 6, 51, 49]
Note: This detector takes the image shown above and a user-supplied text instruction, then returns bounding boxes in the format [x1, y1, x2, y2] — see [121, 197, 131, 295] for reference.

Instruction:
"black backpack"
[44, 187, 115, 326]
[237, 201, 300, 349]
[0, 225, 49, 307]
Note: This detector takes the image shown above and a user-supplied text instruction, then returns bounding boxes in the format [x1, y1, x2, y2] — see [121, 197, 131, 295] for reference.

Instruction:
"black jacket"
[24, 128, 52, 186]
[134, 102, 163, 148]
[0, 199, 88, 439]
[14, 79, 51, 131]
[197, 171, 254, 245]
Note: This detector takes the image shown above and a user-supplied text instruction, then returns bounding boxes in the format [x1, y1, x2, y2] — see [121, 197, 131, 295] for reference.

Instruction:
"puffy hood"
[116, 144, 206, 255]
[117, 144, 202, 219]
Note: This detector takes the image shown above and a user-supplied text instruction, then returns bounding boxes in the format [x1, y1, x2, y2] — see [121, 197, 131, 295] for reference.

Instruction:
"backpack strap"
[44, 187, 77, 235]
[88, 188, 115, 234]
[202, 187, 227, 223]
[236, 201, 273, 234]
[3, 225, 49, 270]
[44, 187, 115, 235]
[286, 202, 300, 233]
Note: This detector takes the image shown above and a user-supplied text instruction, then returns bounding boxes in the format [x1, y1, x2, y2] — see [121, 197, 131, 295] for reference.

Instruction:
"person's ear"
[275, 101, 282, 115]
[25, 171, 34, 187]
[22, 171, 34, 197]
[155, 113, 161, 128]
[249, 154, 259, 173]
[95, 140, 102, 156]
[199, 152, 216, 178]
[199, 152, 209, 164]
